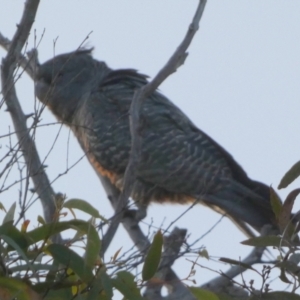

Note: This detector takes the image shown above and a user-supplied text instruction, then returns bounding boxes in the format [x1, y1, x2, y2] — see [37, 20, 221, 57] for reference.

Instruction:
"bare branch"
[0, 0, 58, 231]
[144, 227, 198, 300]
[201, 246, 266, 298]
[102, 0, 207, 257]
[99, 175, 196, 300]
[0, 32, 36, 80]
[200, 226, 276, 295]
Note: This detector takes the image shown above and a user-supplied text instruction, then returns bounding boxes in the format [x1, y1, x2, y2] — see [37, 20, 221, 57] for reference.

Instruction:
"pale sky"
[0, 0, 300, 293]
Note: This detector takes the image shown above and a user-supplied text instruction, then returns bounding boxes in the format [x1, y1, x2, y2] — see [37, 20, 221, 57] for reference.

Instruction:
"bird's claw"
[123, 207, 147, 222]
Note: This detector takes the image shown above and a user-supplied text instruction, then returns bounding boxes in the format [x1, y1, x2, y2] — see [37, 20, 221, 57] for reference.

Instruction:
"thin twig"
[0, 32, 35, 80]
[98, 174, 197, 300]
[0, 0, 60, 239]
[201, 245, 266, 295]
[101, 0, 207, 258]
[144, 228, 194, 300]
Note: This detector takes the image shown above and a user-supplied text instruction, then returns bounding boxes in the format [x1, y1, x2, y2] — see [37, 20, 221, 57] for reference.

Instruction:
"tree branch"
[0, 32, 36, 80]
[0, 0, 59, 233]
[201, 245, 266, 298]
[99, 175, 197, 300]
[101, 0, 207, 258]
[144, 228, 199, 300]
[0, 2, 274, 298]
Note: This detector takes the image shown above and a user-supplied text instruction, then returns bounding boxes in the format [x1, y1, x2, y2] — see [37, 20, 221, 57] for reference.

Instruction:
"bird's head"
[35, 48, 108, 122]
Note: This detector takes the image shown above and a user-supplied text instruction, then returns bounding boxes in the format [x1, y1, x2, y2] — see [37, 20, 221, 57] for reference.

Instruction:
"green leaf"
[279, 267, 292, 284]
[277, 261, 300, 274]
[112, 271, 143, 300]
[112, 247, 122, 263]
[27, 222, 68, 244]
[9, 263, 57, 273]
[249, 291, 300, 299]
[47, 244, 94, 283]
[289, 253, 300, 264]
[142, 230, 163, 281]
[2, 202, 16, 224]
[37, 215, 46, 225]
[278, 189, 300, 234]
[0, 221, 28, 252]
[42, 288, 73, 300]
[0, 202, 6, 212]
[100, 270, 113, 299]
[219, 257, 255, 271]
[86, 274, 103, 300]
[278, 160, 300, 189]
[270, 186, 282, 219]
[87, 268, 113, 300]
[0, 235, 33, 271]
[217, 294, 235, 300]
[45, 259, 60, 287]
[241, 235, 290, 247]
[0, 277, 40, 300]
[28, 219, 101, 267]
[190, 287, 219, 300]
[84, 220, 101, 268]
[27, 219, 94, 245]
[199, 248, 209, 260]
[63, 199, 107, 221]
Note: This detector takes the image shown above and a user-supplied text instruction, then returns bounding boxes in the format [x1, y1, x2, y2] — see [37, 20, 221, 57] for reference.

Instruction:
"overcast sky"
[1, 0, 300, 292]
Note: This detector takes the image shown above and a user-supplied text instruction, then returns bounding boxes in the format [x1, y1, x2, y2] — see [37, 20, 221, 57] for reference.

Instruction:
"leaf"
[249, 291, 300, 299]
[86, 273, 103, 300]
[2, 202, 16, 224]
[278, 160, 300, 189]
[217, 294, 234, 300]
[37, 215, 46, 225]
[47, 244, 94, 283]
[277, 261, 300, 274]
[142, 230, 163, 281]
[44, 259, 60, 286]
[190, 287, 219, 300]
[278, 189, 300, 233]
[87, 268, 113, 300]
[27, 219, 94, 245]
[219, 257, 255, 271]
[241, 235, 290, 247]
[0, 277, 41, 300]
[84, 220, 101, 268]
[112, 271, 143, 300]
[63, 199, 107, 221]
[0, 202, 6, 213]
[279, 267, 292, 284]
[289, 253, 300, 265]
[270, 186, 282, 219]
[27, 222, 70, 244]
[0, 235, 33, 271]
[27, 219, 101, 265]
[9, 263, 57, 273]
[112, 247, 122, 263]
[41, 287, 73, 300]
[0, 221, 28, 251]
[21, 220, 30, 233]
[100, 270, 113, 299]
[199, 248, 209, 260]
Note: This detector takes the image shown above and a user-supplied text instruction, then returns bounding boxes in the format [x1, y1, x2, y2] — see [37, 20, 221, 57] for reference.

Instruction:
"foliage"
[1, 179, 300, 300]
[1, 1, 300, 299]
[0, 200, 145, 299]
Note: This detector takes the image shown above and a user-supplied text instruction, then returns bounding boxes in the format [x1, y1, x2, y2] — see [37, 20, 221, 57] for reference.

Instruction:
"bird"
[34, 48, 277, 235]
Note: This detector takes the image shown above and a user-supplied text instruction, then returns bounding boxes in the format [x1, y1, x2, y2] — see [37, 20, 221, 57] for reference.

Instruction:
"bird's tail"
[204, 179, 277, 235]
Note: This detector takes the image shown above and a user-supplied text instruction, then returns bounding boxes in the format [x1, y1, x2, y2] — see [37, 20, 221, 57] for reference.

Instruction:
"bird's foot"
[123, 206, 147, 222]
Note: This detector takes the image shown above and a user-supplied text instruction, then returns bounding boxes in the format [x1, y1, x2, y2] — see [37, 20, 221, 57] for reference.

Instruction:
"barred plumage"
[35, 49, 277, 234]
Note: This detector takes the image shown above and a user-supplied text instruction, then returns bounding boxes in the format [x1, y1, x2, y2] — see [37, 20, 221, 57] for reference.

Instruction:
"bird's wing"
[73, 68, 276, 231]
